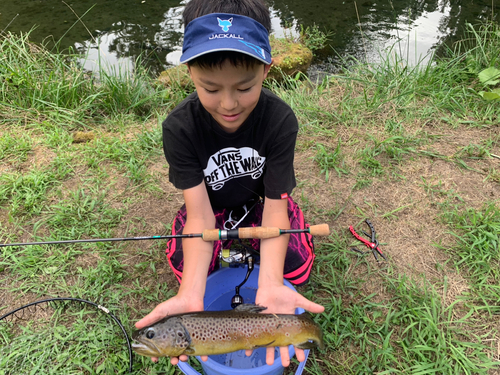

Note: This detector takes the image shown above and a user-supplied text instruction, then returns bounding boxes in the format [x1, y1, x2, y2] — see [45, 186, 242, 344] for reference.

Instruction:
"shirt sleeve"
[262, 111, 298, 199]
[162, 105, 205, 190]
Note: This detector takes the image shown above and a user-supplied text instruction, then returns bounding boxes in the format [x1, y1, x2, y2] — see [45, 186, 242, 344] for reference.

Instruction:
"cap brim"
[180, 42, 271, 65]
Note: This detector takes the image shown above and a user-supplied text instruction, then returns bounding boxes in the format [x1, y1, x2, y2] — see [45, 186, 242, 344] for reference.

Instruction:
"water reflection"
[0, 0, 497, 75]
[367, 3, 454, 66]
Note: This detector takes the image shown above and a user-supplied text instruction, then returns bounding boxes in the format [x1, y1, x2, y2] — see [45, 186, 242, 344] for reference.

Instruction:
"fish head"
[132, 317, 191, 357]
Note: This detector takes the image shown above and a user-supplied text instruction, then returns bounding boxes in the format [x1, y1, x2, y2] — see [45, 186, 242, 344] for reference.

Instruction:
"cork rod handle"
[201, 224, 330, 241]
[238, 226, 281, 239]
[308, 224, 330, 236]
[201, 230, 223, 241]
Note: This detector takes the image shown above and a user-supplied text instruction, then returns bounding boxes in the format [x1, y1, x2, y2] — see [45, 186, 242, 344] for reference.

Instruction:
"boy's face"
[187, 60, 272, 133]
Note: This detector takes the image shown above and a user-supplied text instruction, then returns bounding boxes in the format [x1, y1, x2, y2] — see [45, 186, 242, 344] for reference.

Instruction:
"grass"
[1, 20, 500, 374]
[439, 203, 500, 312]
[0, 31, 172, 127]
[314, 141, 348, 181]
[0, 302, 135, 375]
[0, 168, 66, 216]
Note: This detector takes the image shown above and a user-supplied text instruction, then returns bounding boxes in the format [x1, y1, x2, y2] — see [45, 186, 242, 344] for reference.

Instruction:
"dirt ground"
[294, 124, 500, 301]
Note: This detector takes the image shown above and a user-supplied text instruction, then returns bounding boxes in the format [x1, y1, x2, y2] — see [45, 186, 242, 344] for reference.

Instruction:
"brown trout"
[132, 304, 323, 357]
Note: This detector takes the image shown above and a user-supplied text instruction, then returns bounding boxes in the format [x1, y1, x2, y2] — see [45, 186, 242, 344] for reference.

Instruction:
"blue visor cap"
[180, 13, 272, 65]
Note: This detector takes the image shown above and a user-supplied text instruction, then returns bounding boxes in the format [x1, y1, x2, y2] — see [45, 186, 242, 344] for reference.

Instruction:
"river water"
[1, 0, 497, 75]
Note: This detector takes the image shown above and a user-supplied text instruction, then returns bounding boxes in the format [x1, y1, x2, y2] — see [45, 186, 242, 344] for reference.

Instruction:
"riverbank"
[1, 22, 500, 374]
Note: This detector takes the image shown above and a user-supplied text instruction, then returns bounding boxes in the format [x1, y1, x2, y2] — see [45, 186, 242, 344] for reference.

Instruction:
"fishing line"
[1, 13, 19, 35]
[0, 297, 133, 373]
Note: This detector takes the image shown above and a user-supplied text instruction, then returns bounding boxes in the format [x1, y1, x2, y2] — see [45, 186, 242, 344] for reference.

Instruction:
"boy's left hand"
[246, 284, 325, 367]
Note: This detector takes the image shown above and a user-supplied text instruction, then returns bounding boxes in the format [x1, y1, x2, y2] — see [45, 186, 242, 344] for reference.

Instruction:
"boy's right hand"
[135, 294, 207, 365]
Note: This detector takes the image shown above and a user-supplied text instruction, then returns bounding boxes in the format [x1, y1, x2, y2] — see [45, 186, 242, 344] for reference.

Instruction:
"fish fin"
[183, 347, 195, 355]
[233, 304, 267, 313]
[299, 311, 314, 320]
[296, 339, 324, 350]
[252, 340, 275, 349]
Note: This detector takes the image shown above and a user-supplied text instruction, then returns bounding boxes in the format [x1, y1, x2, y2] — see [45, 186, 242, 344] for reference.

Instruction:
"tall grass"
[450, 22, 500, 74]
[0, 32, 95, 125]
[325, 21, 500, 124]
[0, 31, 171, 128]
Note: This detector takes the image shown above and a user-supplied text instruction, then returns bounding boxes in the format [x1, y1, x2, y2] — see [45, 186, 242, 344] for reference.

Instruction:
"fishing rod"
[0, 224, 330, 248]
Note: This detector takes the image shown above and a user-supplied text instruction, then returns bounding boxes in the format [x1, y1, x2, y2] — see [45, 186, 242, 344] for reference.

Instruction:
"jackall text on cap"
[180, 13, 272, 64]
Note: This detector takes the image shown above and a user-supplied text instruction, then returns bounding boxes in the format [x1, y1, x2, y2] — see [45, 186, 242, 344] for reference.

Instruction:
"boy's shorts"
[165, 196, 315, 286]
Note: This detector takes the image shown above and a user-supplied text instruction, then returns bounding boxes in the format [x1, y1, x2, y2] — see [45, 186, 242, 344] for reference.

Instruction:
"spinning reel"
[219, 240, 259, 308]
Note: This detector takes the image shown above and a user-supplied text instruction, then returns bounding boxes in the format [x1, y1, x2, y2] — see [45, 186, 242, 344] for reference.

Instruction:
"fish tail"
[317, 338, 325, 350]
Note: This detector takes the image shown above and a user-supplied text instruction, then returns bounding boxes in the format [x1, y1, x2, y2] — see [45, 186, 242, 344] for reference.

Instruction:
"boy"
[135, 0, 324, 368]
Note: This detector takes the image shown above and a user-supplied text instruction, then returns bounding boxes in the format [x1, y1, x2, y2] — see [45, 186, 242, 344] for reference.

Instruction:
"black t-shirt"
[162, 88, 298, 209]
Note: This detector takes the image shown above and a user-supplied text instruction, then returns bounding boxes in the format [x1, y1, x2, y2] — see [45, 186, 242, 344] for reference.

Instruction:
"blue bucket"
[177, 266, 309, 375]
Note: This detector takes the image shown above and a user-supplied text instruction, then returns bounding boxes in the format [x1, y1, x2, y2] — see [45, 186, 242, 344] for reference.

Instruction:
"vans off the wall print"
[203, 147, 266, 191]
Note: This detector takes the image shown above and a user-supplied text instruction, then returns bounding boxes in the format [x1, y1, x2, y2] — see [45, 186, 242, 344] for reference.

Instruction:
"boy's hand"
[135, 294, 208, 365]
[247, 284, 324, 367]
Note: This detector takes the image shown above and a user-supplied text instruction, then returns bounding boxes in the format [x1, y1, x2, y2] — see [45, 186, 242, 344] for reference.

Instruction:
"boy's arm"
[177, 181, 216, 301]
[135, 181, 215, 365]
[255, 197, 324, 367]
[257, 197, 289, 289]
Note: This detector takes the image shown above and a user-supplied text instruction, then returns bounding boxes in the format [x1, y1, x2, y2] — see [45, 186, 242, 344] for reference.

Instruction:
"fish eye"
[145, 329, 155, 339]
